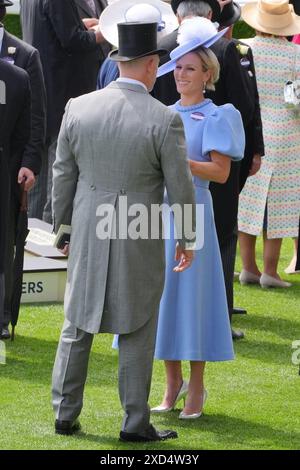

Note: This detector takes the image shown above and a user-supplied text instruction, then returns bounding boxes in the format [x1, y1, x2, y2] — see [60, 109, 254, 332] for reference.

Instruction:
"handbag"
[284, 46, 300, 113]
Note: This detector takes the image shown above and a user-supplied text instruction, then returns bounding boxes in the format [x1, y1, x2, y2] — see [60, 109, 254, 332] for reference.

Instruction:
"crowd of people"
[1, 0, 300, 442]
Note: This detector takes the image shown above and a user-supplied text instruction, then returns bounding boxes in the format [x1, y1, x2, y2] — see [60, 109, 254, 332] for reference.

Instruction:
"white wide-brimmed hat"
[157, 16, 227, 77]
[99, 0, 178, 47]
[242, 0, 300, 36]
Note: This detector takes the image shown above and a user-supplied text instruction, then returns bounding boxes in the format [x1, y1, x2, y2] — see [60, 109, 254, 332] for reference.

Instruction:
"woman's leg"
[263, 232, 283, 279]
[157, 360, 183, 409]
[238, 231, 261, 276]
[182, 361, 206, 414]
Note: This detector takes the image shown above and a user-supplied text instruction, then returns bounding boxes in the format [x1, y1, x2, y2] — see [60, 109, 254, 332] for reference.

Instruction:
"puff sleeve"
[202, 104, 245, 161]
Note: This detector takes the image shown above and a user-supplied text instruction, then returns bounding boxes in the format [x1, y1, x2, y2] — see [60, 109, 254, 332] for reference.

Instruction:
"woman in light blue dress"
[152, 18, 245, 419]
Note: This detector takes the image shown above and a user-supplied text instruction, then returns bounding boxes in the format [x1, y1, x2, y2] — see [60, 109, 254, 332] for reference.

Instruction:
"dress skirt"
[154, 183, 234, 362]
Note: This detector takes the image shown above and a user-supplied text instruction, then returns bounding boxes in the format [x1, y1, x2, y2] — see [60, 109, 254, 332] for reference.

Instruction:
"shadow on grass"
[66, 410, 300, 450]
[71, 430, 204, 450]
[73, 428, 192, 450]
[234, 280, 300, 300]
[235, 313, 300, 340]
[149, 412, 300, 449]
[233, 337, 295, 366]
[2, 334, 117, 386]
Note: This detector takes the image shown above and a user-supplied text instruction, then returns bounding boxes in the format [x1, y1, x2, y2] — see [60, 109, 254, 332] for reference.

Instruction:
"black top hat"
[219, 1, 241, 28]
[171, 0, 221, 23]
[0, 0, 14, 7]
[109, 22, 167, 62]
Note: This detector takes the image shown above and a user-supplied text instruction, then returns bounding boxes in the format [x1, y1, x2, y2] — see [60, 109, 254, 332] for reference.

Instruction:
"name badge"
[240, 57, 250, 68]
[190, 112, 205, 121]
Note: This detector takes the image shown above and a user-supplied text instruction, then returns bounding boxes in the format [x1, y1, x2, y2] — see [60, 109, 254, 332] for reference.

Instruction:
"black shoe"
[232, 329, 245, 340]
[0, 327, 11, 340]
[55, 419, 81, 435]
[120, 424, 178, 442]
[232, 307, 247, 315]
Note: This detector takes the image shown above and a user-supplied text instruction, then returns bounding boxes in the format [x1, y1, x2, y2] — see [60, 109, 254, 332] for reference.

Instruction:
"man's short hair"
[177, 1, 212, 19]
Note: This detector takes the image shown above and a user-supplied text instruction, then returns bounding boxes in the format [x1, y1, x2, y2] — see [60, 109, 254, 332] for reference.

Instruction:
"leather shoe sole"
[55, 419, 81, 435]
[120, 428, 178, 442]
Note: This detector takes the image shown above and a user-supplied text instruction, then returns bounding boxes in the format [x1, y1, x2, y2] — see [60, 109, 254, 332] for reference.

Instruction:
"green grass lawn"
[0, 238, 299, 450]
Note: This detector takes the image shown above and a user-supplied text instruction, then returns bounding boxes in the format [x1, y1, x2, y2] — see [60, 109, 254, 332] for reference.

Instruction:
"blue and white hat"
[157, 16, 227, 77]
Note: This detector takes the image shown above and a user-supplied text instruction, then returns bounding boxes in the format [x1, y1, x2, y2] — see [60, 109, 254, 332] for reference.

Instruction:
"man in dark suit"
[20, 0, 106, 222]
[209, 1, 264, 332]
[74, 0, 111, 80]
[0, 0, 46, 219]
[207, 2, 259, 339]
[0, 58, 32, 339]
[218, 3, 264, 191]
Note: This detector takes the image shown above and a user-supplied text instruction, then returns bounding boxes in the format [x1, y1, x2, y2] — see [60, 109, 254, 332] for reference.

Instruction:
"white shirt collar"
[117, 77, 148, 92]
[0, 26, 4, 54]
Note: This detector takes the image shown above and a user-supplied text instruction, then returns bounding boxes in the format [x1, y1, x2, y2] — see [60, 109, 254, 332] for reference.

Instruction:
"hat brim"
[109, 47, 168, 62]
[157, 27, 228, 77]
[241, 3, 300, 36]
[100, 0, 178, 47]
[1, 1, 14, 6]
[220, 3, 241, 28]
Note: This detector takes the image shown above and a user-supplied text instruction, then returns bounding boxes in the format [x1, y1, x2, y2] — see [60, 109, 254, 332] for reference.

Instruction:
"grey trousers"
[52, 313, 158, 434]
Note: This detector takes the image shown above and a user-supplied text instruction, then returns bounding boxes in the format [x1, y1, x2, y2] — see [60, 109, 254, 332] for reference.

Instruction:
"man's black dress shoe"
[0, 327, 11, 340]
[232, 307, 247, 315]
[55, 419, 81, 435]
[232, 329, 245, 340]
[120, 424, 178, 442]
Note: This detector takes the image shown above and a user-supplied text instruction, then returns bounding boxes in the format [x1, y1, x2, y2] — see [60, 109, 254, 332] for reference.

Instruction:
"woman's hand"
[173, 243, 194, 272]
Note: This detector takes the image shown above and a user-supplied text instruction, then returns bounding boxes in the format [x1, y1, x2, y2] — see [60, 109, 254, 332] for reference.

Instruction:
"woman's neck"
[180, 92, 205, 107]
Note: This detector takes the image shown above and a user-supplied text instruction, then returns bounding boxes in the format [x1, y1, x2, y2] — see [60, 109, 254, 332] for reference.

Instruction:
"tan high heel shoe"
[151, 380, 188, 413]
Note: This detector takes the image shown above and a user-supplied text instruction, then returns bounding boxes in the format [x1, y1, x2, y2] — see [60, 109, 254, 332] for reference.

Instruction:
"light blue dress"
[154, 98, 245, 362]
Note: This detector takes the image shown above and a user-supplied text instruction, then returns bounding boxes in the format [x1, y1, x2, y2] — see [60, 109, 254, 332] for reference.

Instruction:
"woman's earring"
[203, 82, 206, 94]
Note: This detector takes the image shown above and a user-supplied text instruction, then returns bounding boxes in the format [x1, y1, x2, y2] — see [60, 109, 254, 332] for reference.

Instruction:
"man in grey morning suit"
[51, 22, 196, 442]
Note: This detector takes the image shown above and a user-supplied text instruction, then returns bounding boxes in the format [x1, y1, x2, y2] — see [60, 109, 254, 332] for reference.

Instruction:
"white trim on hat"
[157, 17, 228, 77]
